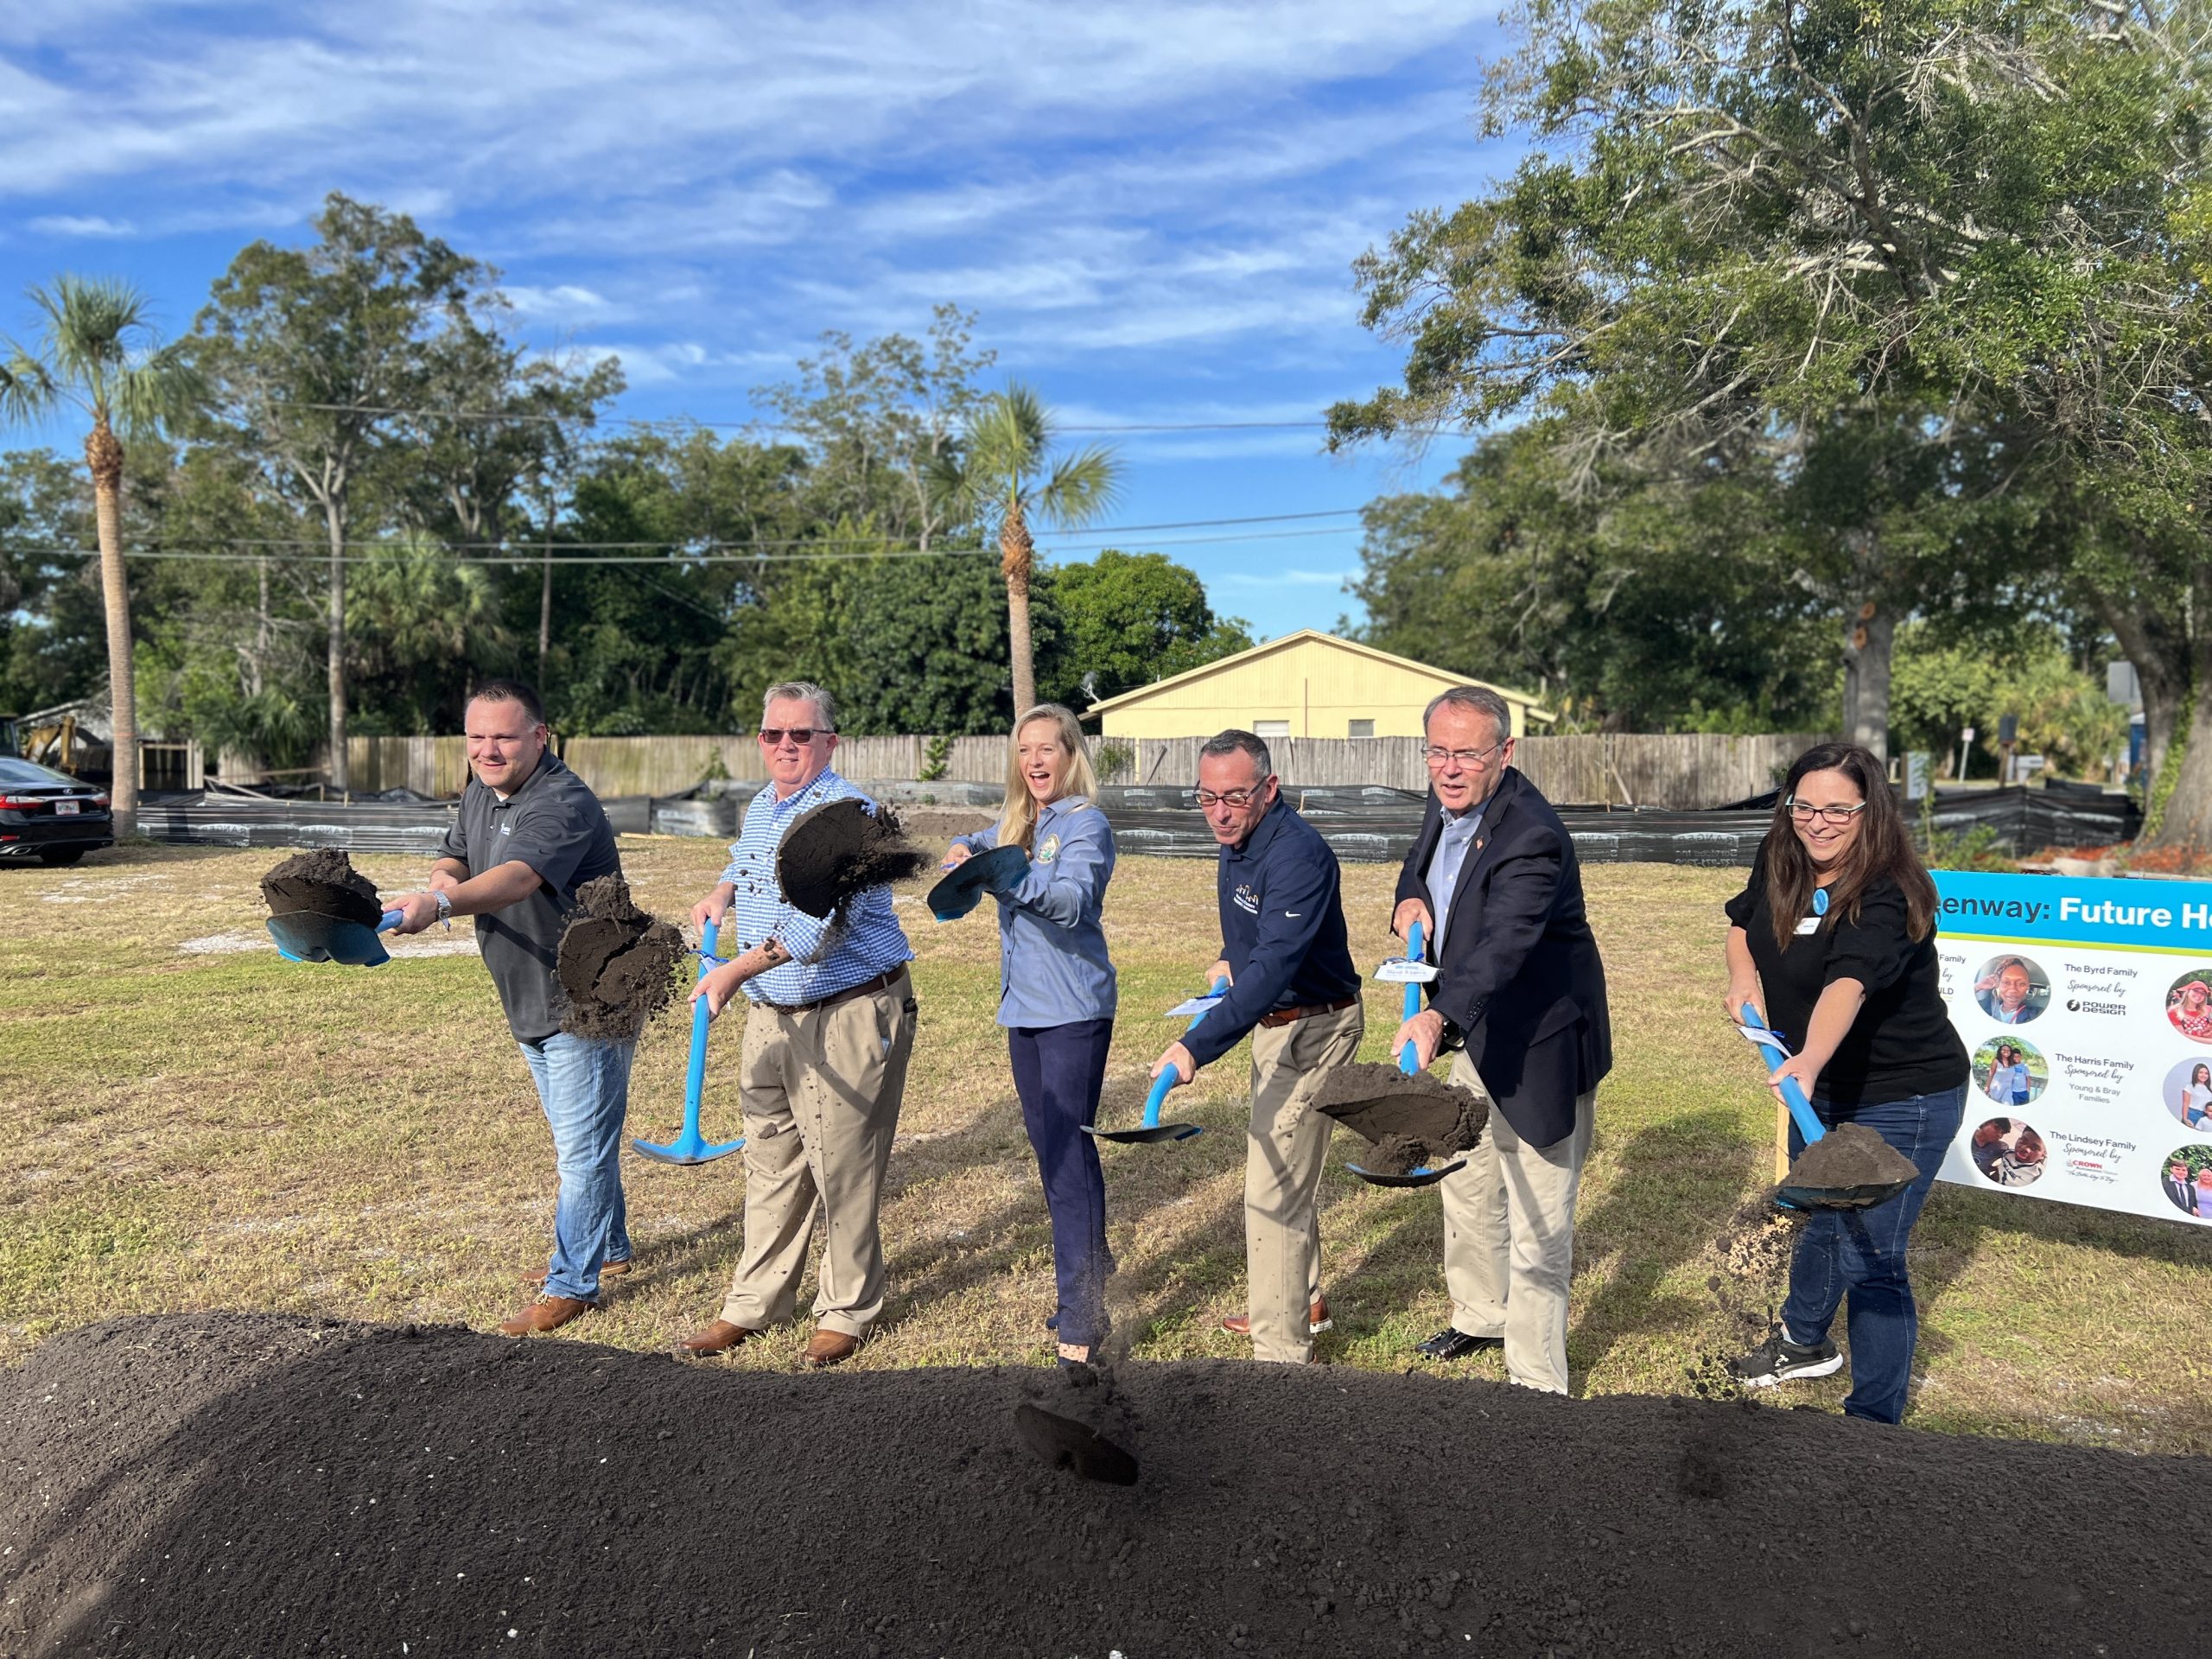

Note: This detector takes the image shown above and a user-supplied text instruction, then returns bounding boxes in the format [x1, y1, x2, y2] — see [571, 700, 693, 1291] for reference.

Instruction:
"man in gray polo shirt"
[382, 678, 626, 1337]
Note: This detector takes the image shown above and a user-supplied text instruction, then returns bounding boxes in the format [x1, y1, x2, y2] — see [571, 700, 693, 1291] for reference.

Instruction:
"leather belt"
[1256, 995, 1359, 1029]
[753, 967, 907, 1017]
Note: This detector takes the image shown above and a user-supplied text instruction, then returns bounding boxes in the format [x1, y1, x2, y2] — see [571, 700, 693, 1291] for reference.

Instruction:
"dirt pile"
[258, 848, 381, 925]
[3, 1313, 2203, 1656]
[553, 874, 685, 1041]
[778, 798, 933, 918]
[1315, 1061, 1488, 1170]
[1787, 1120, 1922, 1196]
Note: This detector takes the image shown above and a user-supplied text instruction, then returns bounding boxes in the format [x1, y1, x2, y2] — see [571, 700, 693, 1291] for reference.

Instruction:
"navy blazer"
[1394, 766, 1611, 1147]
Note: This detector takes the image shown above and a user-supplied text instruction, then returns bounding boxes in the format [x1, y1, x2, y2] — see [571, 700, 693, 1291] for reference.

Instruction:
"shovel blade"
[631, 1134, 745, 1166]
[265, 910, 397, 967]
[1014, 1402, 1139, 1486]
[1777, 1177, 1912, 1211]
[1082, 1122, 1203, 1145]
[1346, 1158, 1466, 1189]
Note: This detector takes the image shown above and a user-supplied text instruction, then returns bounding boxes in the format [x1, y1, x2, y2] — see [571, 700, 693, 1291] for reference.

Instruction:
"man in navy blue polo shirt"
[1149, 729, 1363, 1364]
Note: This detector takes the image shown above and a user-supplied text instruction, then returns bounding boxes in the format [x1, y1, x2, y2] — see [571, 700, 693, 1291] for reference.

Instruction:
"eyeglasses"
[1192, 788, 1262, 810]
[1424, 741, 1505, 771]
[759, 728, 830, 746]
[1787, 798, 1866, 826]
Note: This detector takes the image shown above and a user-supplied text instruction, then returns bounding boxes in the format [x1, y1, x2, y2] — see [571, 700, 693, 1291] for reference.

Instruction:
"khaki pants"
[1439, 1050, 1594, 1394]
[1243, 1001, 1364, 1363]
[719, 971, 916, 1340]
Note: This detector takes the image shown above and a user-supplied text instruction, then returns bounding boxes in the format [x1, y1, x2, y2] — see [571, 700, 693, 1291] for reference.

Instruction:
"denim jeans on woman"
[1780, 1082, 1967, 1424]
[517, 1031, 635, 1300]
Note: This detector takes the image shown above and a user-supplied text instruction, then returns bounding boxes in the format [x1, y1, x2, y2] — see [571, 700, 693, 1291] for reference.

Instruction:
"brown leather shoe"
[677, 1319, 765, 1357]
[1221, 1295, 1332, 1338]
[498, 1295, 594, 1336]
[523, 1258, 631, 1288]
[801, 1330, 861, 1369]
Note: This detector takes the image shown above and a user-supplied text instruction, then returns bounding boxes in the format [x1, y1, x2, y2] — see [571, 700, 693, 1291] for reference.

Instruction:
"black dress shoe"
[1417, 1327, 1503, 1361]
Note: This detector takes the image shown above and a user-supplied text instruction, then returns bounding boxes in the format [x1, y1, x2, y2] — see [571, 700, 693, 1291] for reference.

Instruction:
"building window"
[1254, 721, 1291, 740]
[1346, 719, 1375, 739]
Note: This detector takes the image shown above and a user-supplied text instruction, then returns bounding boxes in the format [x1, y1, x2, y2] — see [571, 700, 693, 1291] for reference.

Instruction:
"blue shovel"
[1346, 918, 1469, 1189]
[265, 908, 404, 967]
[1082, 976, 1229, 1146]
[631, 917, 745, 1166]
[1738, 1003, 1914, 1211]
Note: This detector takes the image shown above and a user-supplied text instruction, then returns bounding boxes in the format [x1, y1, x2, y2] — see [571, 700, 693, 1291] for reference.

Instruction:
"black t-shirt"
[1723, 853, 1967, 1109]
[438, 751, 621, 1044]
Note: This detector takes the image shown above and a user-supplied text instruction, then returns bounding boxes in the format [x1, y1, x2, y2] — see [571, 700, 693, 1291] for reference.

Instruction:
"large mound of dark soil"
[778, 798, 933, 918]
[259, 848, 381, 925]
[1315, 1061, 1488, 1172]
[553, 874, 685, 1041]
[4, 1313, 2202, 1656]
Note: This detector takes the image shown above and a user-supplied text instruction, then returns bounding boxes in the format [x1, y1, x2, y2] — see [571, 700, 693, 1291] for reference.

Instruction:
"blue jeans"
[1781, 1083, 1966, 1424]
[1007, 1020, 1116, 1347]
[517, 1031, 636, 1300]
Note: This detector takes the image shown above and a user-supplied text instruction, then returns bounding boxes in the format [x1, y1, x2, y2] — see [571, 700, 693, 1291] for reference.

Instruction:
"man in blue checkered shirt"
[677, 681, 916, 1369]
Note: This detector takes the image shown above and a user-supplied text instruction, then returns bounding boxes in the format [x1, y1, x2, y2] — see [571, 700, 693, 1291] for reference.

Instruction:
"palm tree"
[0, 277, 203, 836]
[956, 385, 1123, 713]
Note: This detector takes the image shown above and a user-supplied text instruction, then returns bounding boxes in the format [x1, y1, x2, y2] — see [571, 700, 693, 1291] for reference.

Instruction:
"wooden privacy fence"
[341, 730, 1824, 810]
[1110, 732, 1825, 807]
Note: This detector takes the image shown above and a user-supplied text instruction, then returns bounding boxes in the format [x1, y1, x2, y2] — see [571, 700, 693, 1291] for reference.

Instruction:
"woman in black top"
[1720, 741, 1968, 1423]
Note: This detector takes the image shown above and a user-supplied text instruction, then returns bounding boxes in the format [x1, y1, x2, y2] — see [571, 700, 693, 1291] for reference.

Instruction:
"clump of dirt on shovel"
[1786, 1121, 1920, 1195]
[1314, 1061, 1488, 1168]
[554, 874, 685, 1042]
[777, 798, 933, 919]
[258, 848, 381, 926]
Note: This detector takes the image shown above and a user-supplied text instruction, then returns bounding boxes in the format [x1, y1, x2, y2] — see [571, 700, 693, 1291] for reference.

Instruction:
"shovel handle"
[682, 919, 720, 1133]
[378, 911, 403, 932]
[1144, 975, 1230, 1129]
[1399, 919, 1427, 1074]
[1741, 1002, 1827, 1147]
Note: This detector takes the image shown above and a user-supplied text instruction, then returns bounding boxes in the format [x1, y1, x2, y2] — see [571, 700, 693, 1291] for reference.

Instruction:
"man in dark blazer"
[1389, 685, 1611, 1393]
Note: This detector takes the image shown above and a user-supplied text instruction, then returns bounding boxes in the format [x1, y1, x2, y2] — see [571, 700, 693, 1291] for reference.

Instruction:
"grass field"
[3, 837, 2208, 1454]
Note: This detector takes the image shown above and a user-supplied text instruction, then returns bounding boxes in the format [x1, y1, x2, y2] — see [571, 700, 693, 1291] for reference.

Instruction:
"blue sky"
[0, 2, 1521, 639]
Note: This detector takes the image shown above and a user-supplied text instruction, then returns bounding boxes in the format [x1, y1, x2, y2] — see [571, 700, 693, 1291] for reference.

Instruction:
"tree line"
[0, 199, 1249, 830]
[1331, 0, 2208, 846]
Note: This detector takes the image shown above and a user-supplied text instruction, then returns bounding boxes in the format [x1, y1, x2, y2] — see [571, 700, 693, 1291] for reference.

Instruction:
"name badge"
[1794, 914, 1821, 936]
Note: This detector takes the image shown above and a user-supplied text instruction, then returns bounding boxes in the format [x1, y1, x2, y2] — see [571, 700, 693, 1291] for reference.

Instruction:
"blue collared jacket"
[950, 795, 1117, 1029]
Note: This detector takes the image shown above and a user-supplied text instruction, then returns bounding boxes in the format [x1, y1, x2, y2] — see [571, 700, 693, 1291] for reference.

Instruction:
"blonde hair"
[995, 703, 1097, 852]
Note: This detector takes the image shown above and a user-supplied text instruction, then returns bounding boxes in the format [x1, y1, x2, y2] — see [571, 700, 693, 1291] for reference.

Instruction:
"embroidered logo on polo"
[1233, 882, 1260, 915]
[1037, 833, 1060, 863]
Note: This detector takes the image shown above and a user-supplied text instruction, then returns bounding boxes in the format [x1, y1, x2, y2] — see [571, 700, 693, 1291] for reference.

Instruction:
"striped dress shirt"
[718, 767, 912, 1007]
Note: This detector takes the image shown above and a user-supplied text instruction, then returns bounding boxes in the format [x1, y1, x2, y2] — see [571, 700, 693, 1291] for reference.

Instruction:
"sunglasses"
[759, 728, 831, 746]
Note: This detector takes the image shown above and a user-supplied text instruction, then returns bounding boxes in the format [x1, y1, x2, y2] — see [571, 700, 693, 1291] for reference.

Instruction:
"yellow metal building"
[1086, 629, 1551, 740]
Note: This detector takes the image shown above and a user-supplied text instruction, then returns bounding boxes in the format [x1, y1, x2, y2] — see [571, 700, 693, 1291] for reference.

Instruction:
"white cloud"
[26, 213, 136, 237]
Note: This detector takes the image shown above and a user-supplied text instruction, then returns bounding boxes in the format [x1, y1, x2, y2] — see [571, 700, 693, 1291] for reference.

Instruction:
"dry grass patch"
[2, 840, 2207, 1452]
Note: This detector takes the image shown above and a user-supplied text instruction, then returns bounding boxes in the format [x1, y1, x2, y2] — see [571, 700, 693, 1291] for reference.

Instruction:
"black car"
[0, 756, 114, 865]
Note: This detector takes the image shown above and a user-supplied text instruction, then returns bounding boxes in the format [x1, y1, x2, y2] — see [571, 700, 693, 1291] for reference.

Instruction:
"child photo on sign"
[2164, 969, 2212, 1042]
[2161, 1058, 2212, 1134]
[1973, 953, 2049, 1025]
[1972, 1117, 2048, 1187]
[1974, 1036, 2047, 1108]
[2158, 1144, 2212, 1220]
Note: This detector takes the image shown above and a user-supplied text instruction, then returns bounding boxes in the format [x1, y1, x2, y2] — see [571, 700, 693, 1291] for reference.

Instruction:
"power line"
[15, 524, 1363, 567]
[8, 505, 1363, 556]
[289, 401, 1338, 434]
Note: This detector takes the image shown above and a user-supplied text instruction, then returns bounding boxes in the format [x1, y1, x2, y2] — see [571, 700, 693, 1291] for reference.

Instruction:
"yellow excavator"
[0, 709, 81, 772]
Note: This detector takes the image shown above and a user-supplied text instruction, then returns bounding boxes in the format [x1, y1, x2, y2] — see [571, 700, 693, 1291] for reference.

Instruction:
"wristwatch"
[431, 889, 453, 926]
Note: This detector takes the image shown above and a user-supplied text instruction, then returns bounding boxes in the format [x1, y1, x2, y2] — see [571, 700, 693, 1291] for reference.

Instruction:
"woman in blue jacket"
[943, 703, 1119, 1365]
